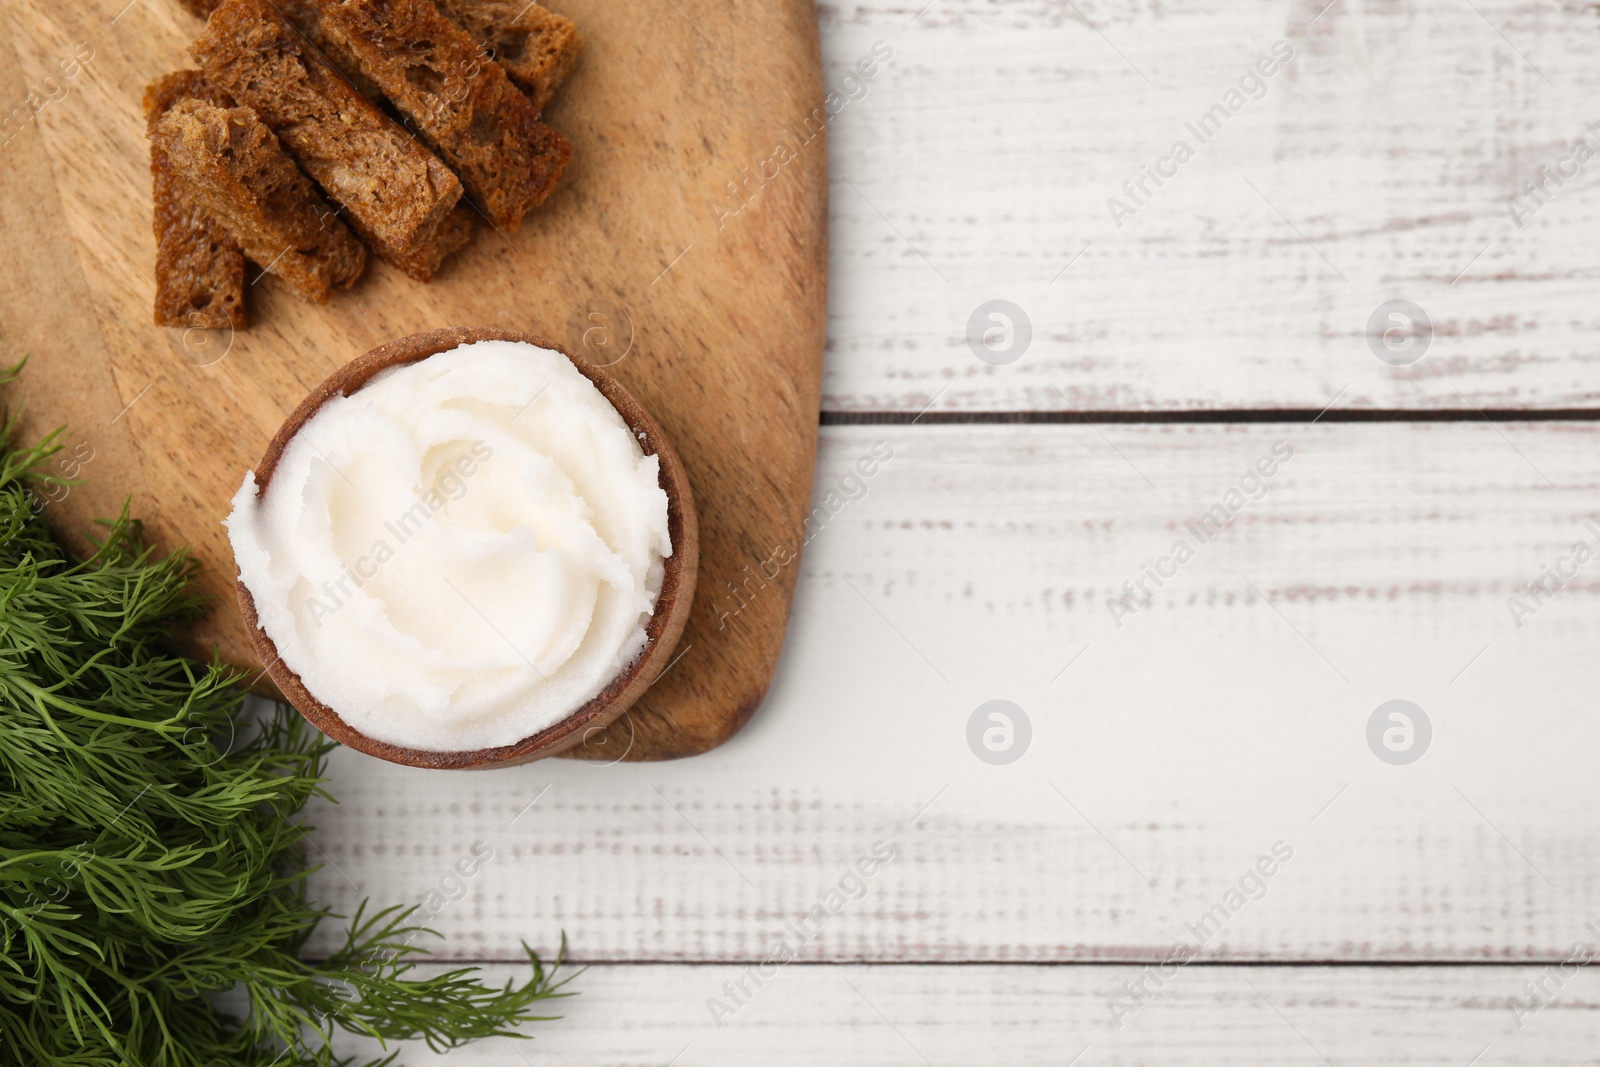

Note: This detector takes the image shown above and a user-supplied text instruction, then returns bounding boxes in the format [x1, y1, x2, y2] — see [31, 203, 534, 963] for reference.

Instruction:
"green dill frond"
[0, 373, 570, 1065]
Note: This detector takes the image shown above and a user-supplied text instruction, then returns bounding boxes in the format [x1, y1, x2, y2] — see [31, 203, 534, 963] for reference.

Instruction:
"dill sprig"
[0, 362, 571, 1065]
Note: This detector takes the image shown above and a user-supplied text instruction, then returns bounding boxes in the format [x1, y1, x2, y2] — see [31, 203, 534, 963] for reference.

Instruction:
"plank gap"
[822, 408, 1600, 425]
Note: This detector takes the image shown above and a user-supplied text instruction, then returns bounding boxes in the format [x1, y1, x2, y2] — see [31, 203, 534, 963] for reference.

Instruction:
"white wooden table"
[324, 0, 1600, 1061]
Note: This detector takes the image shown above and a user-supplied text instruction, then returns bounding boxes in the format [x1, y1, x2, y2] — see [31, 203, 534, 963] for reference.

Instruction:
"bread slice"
[192, 0, 462, 256]
[272, 0, 387, 101]
[152, 100, 366, 303]
[355, 203, 475, 281]
[177, 0, 384, 99]
[431, 0, 583, 114]
[144, 70, 246, 329]
[320, 0, 572, 231]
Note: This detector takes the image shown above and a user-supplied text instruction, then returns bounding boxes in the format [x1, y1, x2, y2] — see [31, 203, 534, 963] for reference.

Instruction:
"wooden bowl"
[236, 326, 699, 769]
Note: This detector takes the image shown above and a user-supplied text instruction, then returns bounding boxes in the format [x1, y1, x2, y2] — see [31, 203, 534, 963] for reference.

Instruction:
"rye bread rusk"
[431, 0, 583, 114]
[319, 0, 572, 231]
[354, 203, 475, 281]
[152, 100, 366, 303]
[272, 0, 387, 101]
[192, 0, 462, 256]
[173, 0, 382, 99]
[144, 70, 246, 329]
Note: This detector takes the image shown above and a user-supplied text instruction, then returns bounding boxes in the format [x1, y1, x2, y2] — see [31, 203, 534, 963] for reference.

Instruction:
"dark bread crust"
[273, 0, 388, 101]
[431, 0, 582, 114]
[353, 202, 475, 281]
[153, 100, 366, 303]
[175, 0, 385, 104]
[320, 0, 572, 231]
[144, 70, 246, 329]
[145, 68, 226, 115]
[192, 0, 462, 256]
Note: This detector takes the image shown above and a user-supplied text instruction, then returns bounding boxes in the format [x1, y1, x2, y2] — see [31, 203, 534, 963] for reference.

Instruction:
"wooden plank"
[0, 12, 151, 557]
[330, 962, 1600, 1064]
[303, 423, 1600, 961]
[1, 0, 827, 759]
[819, 0, 1600, 412]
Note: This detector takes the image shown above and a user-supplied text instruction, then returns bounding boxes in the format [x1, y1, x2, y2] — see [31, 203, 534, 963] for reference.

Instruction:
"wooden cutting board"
[0, 0, 825, 761]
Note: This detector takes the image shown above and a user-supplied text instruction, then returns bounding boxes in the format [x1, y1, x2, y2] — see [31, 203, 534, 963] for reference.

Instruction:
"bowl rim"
[236, 326, 699, 769]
